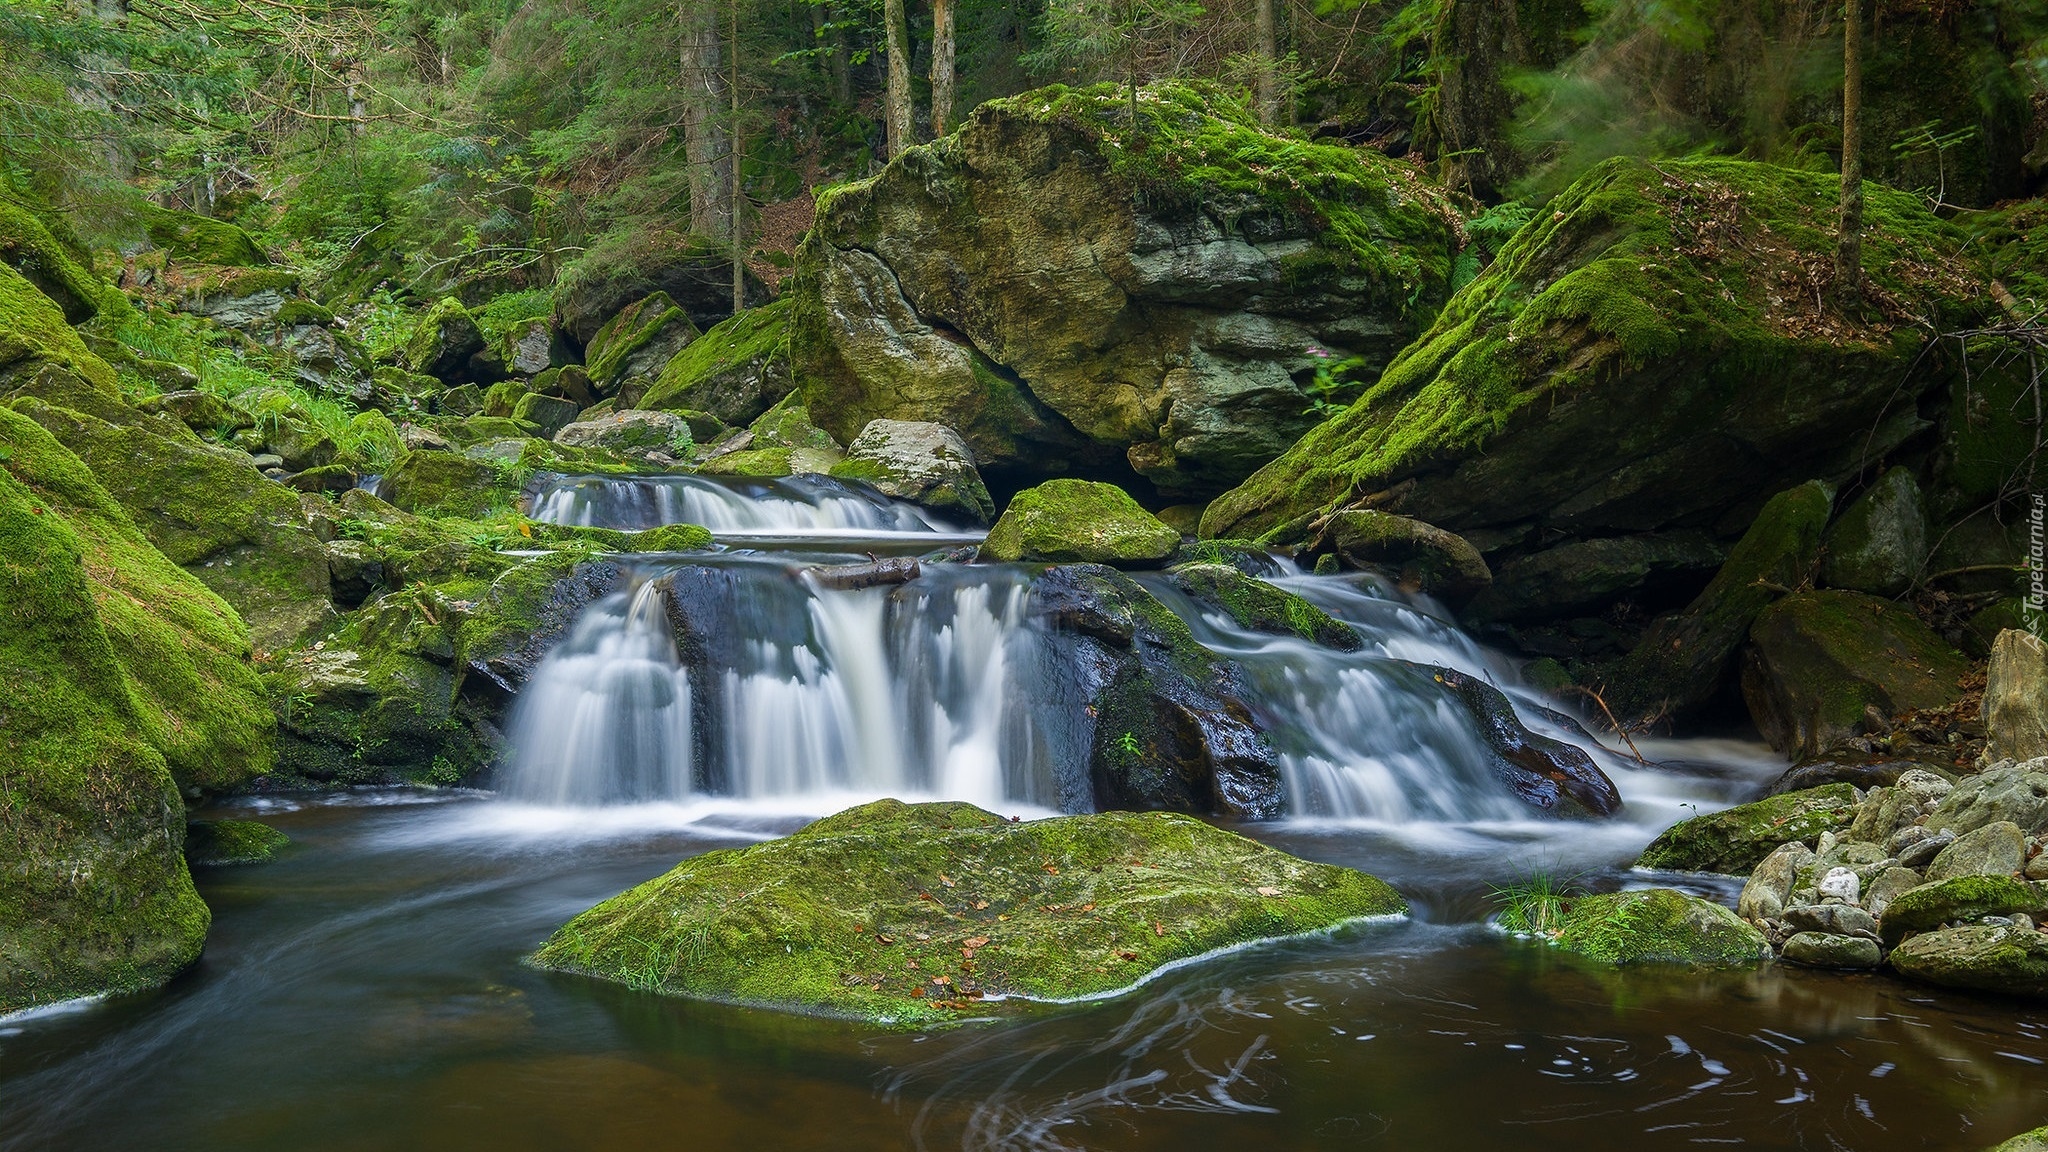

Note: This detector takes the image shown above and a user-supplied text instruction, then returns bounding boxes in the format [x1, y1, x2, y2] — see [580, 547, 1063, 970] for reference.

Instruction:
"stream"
[3, 474, 2044, 1150]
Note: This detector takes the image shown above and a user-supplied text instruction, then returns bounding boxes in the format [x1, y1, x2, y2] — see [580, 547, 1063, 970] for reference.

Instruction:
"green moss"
[585, 291, 698, 388]
[531, 799, 1405, 1026]
[1634, 784, 1858, 874]
[1202, 157, 1983, 542]
[1167, 562, 1361, 650]
[631, 523, 715, 552]
[0, 264, 118, 390]
[140, 206, 267, 267]
[1984, 1125, 2048, 1152]
[1879, 875, 2048, 946]
[1548, 888, 1769, 967]
[982, 479, 1179, 565]
[0, 203, 108, 323]
[272, 299, 335, 327]
[185, 819, 289, 866]
[1004, 83, 1454, 301]
[337, 410, 403, 473]
[383, 450, 517, 519]
[1743, 590, 1973, 756]
[405, 297, 484, 378]
[698, 446, 797, 477]
[639, 298, 792, 420]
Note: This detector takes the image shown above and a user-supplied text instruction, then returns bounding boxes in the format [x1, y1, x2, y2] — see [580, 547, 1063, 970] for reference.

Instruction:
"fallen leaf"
[912, 987, 927, 997]
[875, 934, 895, 945]
[1152, 921, 1165, 937]
[960, 949, 976, 960]
[1080, 903, 1095, 912]
[939, 874, 956, 887]
[1042, 864, 1059, 875]
[906, 960, 920, 969]
[931, 974, 951, 985]
[1256, 886, 1283, 897]
[1117, 950, 1138, 961]
[963, 936, 989, 949]
[972, 900, 990, 910]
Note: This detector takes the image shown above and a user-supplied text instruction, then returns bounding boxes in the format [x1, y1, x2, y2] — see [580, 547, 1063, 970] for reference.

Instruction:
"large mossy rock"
[1878, 875, 2048, 947]
[1605, 480, 1833, 723]
[1820, 467, 1927, 597]
[1740, 590, 1971, 757]
[1986, 1128, 2048, 1152]
[584, 291, 699, 395]
[1466, 531, 1724, 624]
[1549, 888, 1770, 968]
[404, 297, 489, 383]
[1201, 159, 1983, 547]
[830, 419, 994, 524]
[1031, 564, 1284, 818]
[1889, 923, 2048, 999]
[638, 298, 793, 426]
[1322, 509, 1491, 602]
[531, 799, 1406, 1025]
[792, 83, 1457, 498]
[982, 479, 1179, 565]
[552, 239, 765, 344]
[0, 261, 117, 387]
[0, 204, 107, 324]
[0, 405, 274, 1013]
[139, 206, 268, 268]
[11, 381, 336, 653]
[1635, 784, 1859, 873]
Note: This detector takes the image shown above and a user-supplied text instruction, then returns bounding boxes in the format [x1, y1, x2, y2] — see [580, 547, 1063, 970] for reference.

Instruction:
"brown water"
[2, 792, 2045, 1152]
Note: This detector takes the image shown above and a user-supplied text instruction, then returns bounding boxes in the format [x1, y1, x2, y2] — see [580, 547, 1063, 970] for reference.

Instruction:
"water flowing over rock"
[831, 419, 993, 524]
[791, 85, 1457, 497]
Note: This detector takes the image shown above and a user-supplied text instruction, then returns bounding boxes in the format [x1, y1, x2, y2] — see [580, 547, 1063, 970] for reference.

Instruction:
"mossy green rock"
[532, 799, 1405, 1025]
[640, 298, 793, 426]
[829, 419, 993, 523]
[1202, 159, 1982, 544]
[0, 262, 117, 388]
[983, 479, 1178, 565]
[1889, 923, 2048, 999]
[0, 203, 106, 323]
[1740, 590, 1971, 757]
[1819, 467, 1926, 597]
[1635, 784, 1858, 874]
[793, 83, 1456, 498]
[1878, 876, 2048, 947]
[1985, 1125, 2048, 1152]
[383, 450, 512, 519]
[1167, 562, 1361, 650]
[185, 819, 289, 866]
[1606, 480, 1833, 723]
[585, 291, 698, 392]
[1324, 509, 1491, 602]
[405, 297, 487, 381]
[0, 404, 283, 1013]
[630, 523, 715, 552]
[1550, 888, 1769, 967]
[140, 206, 268, 267]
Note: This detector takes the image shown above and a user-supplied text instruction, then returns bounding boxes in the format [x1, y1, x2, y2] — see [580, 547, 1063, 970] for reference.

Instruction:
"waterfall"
[501, 474, 1641, 822]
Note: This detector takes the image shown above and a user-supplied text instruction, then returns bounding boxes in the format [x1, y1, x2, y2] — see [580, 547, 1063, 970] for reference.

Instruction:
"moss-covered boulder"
[1605, 480, 1833, 724]
[531, 799, 1406, 1025]
[1635, 784, 1859, 873]
[0, 203, 107, 323]
[1166, 562, 1361, 650]
[1878, 875, 2048, 947]
[585, 292, 698, 394]
[1820, 467, 1927, 597]
[983, 479, 1178, 565]
[0, 405, 277, 1013]
[184, 819, 289, 866]
[638, 298, 792, 426]
[1466, 532, 1725, 624]
[512, 392, 580, 440]
[382, 450, 513, 519]
[829, 419, 994, 524]
[140, 205, 268, 267]
[0, 261, 117, 390]
[1985, 1127, 2048, 1152]
[1321, 509, 1491, 602]
[1201, 159, 1985, 546]
[552, 237, 763, 345]
[405, 297, 489, 382]
[12, 379, 336, 653]
[793, 83, 1457, 499]
[696, 392, 845, 478]
[1889, 924, 2048, 999]
[1548, 888, 1770, 967]
[554, 409, 693, 464]
[1032, 564, 1284, 818]
[1740, 590, 1972, 757]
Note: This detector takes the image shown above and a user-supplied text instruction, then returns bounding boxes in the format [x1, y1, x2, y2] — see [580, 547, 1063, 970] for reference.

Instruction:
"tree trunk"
[1835, 0, 1863, 304]
[930, 0, 955, 137]
[729, 0, 745, 315]
[682, 2, 731, 241]
[883, 0, 914, 159]
[827, 3, 850, 103]
[1254, 0, 1277, 126]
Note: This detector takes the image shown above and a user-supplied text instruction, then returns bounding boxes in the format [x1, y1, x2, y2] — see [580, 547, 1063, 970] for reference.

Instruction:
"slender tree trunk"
[930, 0, 955, 137]
[730, 0, 744, 315]
[1835, 0, 1863, 304]
[827, 3, 850, 103]
[1254, 0, 1277, 126]
[682, 2, 731, 241]
[883, 0, 913, 158]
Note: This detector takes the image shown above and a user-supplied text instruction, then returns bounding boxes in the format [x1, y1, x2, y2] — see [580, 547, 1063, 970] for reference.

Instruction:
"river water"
[2, 474, 2043, 1150]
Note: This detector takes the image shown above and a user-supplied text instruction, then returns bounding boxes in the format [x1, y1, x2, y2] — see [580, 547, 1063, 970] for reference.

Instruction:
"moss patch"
[1548, 888, 1769, 967]
[1167, 562, 1362, 650]
[1634, 783, 1858, 874]
[0, 203, 108, 323]
[185, 819, 289, 866]
[640, 298, 792, 426]
[140, 206, 268, 268]
[982, 479, 1179, 565]
[532, 799, 1405, 1026]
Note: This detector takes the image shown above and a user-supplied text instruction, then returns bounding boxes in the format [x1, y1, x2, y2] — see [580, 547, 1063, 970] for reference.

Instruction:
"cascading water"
[502, 473, 1658, 822]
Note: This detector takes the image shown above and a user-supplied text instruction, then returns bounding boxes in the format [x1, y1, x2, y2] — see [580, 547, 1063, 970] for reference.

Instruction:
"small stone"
[1818, 867, 1861, 904]
[1740, 841, 1817, 921]
[1784, 903, 1879, 939]
[1898, 830, 1955, 870]
[1781, 931, 1883, 969]
[1886, 824, 1932, 855]
[1864, 866, 1923, 920]
[1924, 821, 2027, 883]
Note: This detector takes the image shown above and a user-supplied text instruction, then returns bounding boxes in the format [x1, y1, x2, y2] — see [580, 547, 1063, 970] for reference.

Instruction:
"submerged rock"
[982, 479, 1178, 565]
[1739, 590, 1971, 757]
[185, 819, 289, 866]
[530, 799, 1406, 1025]
[1635, 784, 1859, 874]
[1549, 888, 1770, 968]
[830, 419, 993, 524]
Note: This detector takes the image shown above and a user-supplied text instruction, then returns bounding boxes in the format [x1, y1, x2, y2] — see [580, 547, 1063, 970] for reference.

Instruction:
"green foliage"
[1489, 871, 1585, 936]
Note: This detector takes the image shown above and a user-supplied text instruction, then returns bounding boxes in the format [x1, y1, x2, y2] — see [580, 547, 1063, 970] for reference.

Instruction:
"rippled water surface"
[3, 792, 2044, 1152]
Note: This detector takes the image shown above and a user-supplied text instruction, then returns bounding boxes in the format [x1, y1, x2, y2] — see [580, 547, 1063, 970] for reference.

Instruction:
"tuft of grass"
[1488, 871, 1587, 937]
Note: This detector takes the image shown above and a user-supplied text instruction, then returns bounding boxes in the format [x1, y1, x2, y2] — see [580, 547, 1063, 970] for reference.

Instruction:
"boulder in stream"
[1635, 784, 1859, 874]
[1547, 888, 1770, 968]
[529, 799, 1407, 1025]
[982, 479, 1178, 566]
[830, 419, 994, 524]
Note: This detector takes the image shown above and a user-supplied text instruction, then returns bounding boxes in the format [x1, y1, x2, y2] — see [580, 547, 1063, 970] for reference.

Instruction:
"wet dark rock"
[1427, 665, 1619, 818]
[1031, 564, 1283, 820]
[1324, 510, 1491, 602]
[1167, 562, 1362, 651]
[1765, 752, 1945, 797]
[1465, 532, 1725, 625]
[807, 557, 922, 591]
